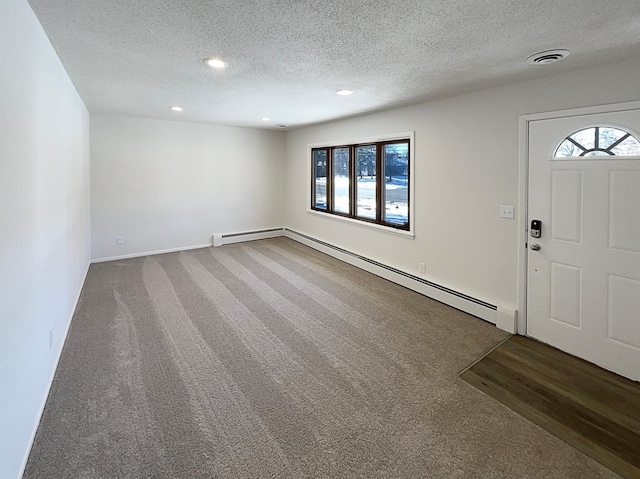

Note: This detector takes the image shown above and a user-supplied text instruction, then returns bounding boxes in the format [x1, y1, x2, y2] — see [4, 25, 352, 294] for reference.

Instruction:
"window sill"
[306, 209, 415, 239]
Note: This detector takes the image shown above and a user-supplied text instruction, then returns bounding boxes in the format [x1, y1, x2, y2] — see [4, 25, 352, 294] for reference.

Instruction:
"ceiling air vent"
[526, 49, 570, 65]
[276, 124, 289, 129]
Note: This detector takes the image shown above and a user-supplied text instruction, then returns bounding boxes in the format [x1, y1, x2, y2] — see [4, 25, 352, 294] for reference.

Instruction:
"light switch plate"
[499, 205, 515, 219]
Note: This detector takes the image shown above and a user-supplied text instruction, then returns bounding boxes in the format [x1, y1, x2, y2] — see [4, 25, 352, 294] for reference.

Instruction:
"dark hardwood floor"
[461, 335, 640, 479]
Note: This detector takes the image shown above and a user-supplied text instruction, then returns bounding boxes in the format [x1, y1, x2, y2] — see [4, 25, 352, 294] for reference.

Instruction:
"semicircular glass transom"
[554, 126, 640, 157]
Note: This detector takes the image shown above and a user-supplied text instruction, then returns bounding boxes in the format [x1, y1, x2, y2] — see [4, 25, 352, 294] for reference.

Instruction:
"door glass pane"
[333, 147, 350, 214]
[555, 139, 584, 157]
[599, 127, 627, 149]
[570, 128, 595, 150]
[313, 150, 327, 210]
[611, 135, 640, 156]
[356, 145, 376, 219]
[555, 126, 640, 157]
[383, 142, 409, 225]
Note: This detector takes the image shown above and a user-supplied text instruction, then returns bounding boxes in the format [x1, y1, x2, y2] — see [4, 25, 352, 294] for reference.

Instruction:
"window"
[312, 149, 327, 209]
[333, 147, 350, 214]
[356, 145, 376, 219]
[555, 126, 640, 157]
[311, 138, 410, 230]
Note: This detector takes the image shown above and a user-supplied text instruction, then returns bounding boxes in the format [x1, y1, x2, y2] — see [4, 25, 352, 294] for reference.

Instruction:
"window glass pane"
[332, 147, 350, 214]
[599, 127, 627, 149]
[611, 135, 640, 156]
[555, 139, 583, 157]
[383, 143, 409, 225]
[356, 145, 376, 219]
[555, 127, 640, 157]
[570, 128, 595, 150]
[313, 150, 327, 210]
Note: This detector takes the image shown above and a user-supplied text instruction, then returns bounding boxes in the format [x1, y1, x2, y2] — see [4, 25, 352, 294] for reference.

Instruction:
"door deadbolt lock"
[530, 243, 541, 251]
[531, 219, 542, 238]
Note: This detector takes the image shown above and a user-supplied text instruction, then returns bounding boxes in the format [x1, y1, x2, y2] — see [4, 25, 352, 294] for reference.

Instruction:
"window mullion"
[310, 149, 315, 210]
[327, 148, 333, 212]
[376, 143, 383, 224]
[349, 146, 355, 217]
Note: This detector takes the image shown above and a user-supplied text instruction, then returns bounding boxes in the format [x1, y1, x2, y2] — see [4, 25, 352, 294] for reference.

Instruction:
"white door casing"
[527, 109, 640, 381]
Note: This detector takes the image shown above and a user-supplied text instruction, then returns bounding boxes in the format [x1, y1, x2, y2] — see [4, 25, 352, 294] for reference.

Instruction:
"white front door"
[527, 109, 640, 381]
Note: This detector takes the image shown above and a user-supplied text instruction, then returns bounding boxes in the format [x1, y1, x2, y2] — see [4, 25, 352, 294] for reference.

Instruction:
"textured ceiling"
[27, 0, 640, 129]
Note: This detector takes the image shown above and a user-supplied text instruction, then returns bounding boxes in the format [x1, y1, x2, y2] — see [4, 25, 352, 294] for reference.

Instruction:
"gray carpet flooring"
[24, 238, 618, 478]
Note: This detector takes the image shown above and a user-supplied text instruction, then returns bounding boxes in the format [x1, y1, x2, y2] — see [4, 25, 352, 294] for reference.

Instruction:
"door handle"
[530, 243, 541, 251]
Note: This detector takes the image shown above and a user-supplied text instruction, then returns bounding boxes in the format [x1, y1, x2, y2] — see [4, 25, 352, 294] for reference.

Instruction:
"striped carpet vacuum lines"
[24, 238, 620, 478]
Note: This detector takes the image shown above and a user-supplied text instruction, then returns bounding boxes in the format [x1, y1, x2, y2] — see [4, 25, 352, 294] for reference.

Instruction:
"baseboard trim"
[91, 243, 212, 263]
[18, 260, 91, 479]
[284, 228, 497, 323]
[93, 227, 497, 322]
[92, 229, 286, 263]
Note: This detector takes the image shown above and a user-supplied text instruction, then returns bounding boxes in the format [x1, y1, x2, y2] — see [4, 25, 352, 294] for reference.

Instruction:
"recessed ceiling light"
[336, 89, 354, 96]
[169, 106, 184, 112]
[526, 49, 570, 65]
[204, 58, 228, 69]
[261, 117, 270, 121]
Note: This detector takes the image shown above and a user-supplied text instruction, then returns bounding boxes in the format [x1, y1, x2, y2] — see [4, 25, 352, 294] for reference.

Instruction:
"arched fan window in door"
[554, 126, 640, 157]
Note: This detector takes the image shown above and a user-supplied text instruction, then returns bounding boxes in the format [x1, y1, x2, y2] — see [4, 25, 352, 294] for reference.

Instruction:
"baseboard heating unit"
[283, 228, 498, 324]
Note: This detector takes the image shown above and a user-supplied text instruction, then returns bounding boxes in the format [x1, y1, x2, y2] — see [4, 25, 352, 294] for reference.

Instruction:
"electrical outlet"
[49, 328, 53, 349]
[116, 236, 124, 245]
[499, 205, 515, 219]
[419, 262, 426, 274]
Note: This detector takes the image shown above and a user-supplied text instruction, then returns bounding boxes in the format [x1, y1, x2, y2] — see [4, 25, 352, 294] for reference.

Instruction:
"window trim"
[307, 132, 415, 237]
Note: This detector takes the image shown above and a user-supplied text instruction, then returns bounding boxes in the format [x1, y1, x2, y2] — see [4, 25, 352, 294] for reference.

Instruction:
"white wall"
[0, 1, 91, 477]
[91, 114, 286, 260]
[285, 57, 640, 313]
